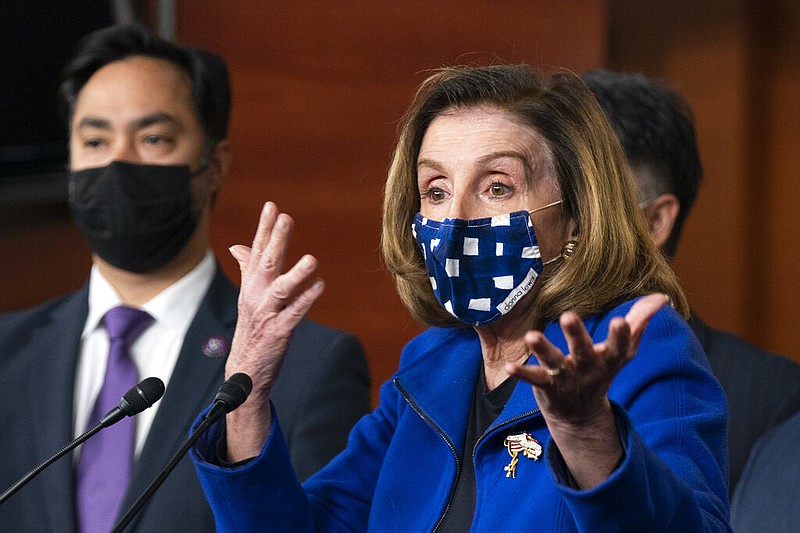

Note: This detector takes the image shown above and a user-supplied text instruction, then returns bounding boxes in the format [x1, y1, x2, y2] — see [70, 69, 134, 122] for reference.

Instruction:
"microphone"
[0, 377, 165, 505]
[112, 373, 253, 533]
[100, 376, 166, 427]
[204, 372, 254, 423]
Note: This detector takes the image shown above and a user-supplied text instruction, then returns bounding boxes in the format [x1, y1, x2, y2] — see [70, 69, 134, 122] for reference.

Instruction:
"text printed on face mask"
[498, 269, 539, 314]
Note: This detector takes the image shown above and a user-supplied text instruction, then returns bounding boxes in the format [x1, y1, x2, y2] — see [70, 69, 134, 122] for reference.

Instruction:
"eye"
[143, 134, 170, 145]
[420, 186, 448, 204]
[82, 138, 106, 149]
[489, 182, 511, 197]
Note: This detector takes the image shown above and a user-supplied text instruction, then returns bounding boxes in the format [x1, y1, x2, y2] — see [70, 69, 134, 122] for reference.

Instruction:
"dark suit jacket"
[730, 409, 800, 532]
[0, 266, 370, 532]
[690, 314, 800, 494]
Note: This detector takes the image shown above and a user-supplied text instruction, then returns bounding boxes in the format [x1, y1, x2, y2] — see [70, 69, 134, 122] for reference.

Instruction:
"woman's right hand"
[225, 201, 325, 461]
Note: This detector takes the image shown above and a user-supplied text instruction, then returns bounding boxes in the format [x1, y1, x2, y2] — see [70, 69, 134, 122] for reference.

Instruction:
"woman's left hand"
[505, 293, 668, 488]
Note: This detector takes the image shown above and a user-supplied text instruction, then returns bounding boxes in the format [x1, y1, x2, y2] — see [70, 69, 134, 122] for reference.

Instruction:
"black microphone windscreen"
[231, 372, 253, 395]
[214, 373, 253, 412]
[119, 377, 166, 416]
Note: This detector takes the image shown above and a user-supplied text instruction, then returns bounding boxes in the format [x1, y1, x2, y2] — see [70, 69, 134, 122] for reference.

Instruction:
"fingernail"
[229, 245, 245, 262]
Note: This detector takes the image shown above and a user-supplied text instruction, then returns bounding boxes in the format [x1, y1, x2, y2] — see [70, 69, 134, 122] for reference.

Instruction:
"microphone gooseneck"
[112, 373, 253, 533]
[0, 377, 165, 506]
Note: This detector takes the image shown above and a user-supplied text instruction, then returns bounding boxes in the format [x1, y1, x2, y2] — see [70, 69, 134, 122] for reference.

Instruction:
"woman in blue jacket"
[191, 64, 730, 532]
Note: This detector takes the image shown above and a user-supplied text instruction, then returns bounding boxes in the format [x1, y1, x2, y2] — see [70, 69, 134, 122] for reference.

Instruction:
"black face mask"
[68, 161, 201, 273]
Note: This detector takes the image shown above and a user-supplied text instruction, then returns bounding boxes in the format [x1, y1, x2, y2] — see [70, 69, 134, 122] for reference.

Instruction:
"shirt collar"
[85, 251, 216, 337]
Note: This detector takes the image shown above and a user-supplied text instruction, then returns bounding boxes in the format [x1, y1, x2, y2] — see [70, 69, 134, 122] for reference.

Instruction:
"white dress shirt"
[73, 251, 216, 457]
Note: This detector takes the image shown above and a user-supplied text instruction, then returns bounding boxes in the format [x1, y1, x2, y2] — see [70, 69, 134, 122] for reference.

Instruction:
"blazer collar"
[393, 328, 481, 458]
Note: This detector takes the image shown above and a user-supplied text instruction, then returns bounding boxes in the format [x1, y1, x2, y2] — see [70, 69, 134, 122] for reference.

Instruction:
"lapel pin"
[503, 432, 542, 478]
[202, 336, 229, 357]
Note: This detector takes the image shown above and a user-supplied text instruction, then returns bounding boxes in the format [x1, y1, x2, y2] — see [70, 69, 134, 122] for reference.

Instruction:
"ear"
[208, 139, 231, 192]
[644, 193, 680, 251]
[567, 218, 578, 240]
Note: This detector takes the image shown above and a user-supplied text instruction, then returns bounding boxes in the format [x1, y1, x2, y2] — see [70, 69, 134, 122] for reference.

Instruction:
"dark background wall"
[174, 1, 606, 401]
[607, 0, 800, 357]
[2, 1, 798, 405]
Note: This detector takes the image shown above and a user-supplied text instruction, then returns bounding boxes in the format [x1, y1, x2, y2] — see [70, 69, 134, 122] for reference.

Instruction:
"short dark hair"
[581, 69, 702, 257]
[59, 24, 230, 147]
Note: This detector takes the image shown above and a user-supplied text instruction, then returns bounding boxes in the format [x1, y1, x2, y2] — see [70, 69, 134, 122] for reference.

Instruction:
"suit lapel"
[120, 267, 238, 520]
[29, 287, 89, 533]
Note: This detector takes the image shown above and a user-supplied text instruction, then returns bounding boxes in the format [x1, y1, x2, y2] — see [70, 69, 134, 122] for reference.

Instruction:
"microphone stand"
[0, 420, 106, 505]
[0, 376, 164, 506]
[111, 416, 214, 532]
[113, 373, 251, 532]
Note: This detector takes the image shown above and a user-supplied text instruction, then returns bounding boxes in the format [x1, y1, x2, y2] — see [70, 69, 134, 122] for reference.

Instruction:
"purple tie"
[76, 306, 154, 533]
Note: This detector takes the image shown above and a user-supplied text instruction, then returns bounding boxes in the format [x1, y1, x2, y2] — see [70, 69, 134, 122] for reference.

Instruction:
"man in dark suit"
[583, 69, 800, 495]
[730, 408, 800, 531]
[0, 25, 370, 532]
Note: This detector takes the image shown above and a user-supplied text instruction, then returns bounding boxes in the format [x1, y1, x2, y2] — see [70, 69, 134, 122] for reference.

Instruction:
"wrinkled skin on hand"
[506, 293, 669, 488]
[225, 202, 325, 461]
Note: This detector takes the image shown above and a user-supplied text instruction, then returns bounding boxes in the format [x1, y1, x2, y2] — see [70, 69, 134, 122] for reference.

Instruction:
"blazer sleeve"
[545, 302, 731, 532]
[191, 406, 315, 533]
[192, 374, 404, 532]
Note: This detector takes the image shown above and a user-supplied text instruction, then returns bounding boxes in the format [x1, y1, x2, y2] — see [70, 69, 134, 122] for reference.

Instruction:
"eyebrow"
[74, 112, 181, 132]
[417, 151, 532, 173]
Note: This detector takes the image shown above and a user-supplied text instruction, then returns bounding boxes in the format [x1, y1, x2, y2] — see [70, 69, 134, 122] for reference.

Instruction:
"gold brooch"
[503, 432, 542, 478]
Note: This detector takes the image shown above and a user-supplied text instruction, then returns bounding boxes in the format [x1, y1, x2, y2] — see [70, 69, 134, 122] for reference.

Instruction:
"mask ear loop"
[529, 199, 567, 266]
[542, 254, 561, 266]
[638, 198, 656, 209]
[530, 199, 563, 214]
[541, 240, 578, 266]
[639, 193, 669, 209]
[190, 163, 211, 177]
[188, 160, 214, 221]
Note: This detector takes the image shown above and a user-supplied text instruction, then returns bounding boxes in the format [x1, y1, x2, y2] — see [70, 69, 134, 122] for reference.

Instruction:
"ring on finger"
[546, 362, 566, 377]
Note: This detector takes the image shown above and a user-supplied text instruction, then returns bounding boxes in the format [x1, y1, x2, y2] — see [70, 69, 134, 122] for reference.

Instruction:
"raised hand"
[225, 202, 325, 461]
[505, 293, 668, 488]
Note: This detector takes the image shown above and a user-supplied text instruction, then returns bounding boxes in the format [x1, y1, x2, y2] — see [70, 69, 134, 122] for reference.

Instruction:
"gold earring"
[561, 240, 578, 260]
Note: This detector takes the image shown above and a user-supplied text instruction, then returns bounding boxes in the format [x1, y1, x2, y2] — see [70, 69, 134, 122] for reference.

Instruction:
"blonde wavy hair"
[381, 64, 689, 329]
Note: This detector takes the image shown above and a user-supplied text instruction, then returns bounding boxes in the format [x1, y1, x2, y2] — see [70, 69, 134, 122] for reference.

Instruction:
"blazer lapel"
[120, 267, 237, 518]
[392, 328, 483, 459]
[29, 287, 89, 533]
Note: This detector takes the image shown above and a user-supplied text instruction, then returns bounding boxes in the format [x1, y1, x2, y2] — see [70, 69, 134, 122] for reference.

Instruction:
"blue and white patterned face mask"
[412, 200, 562, 326]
